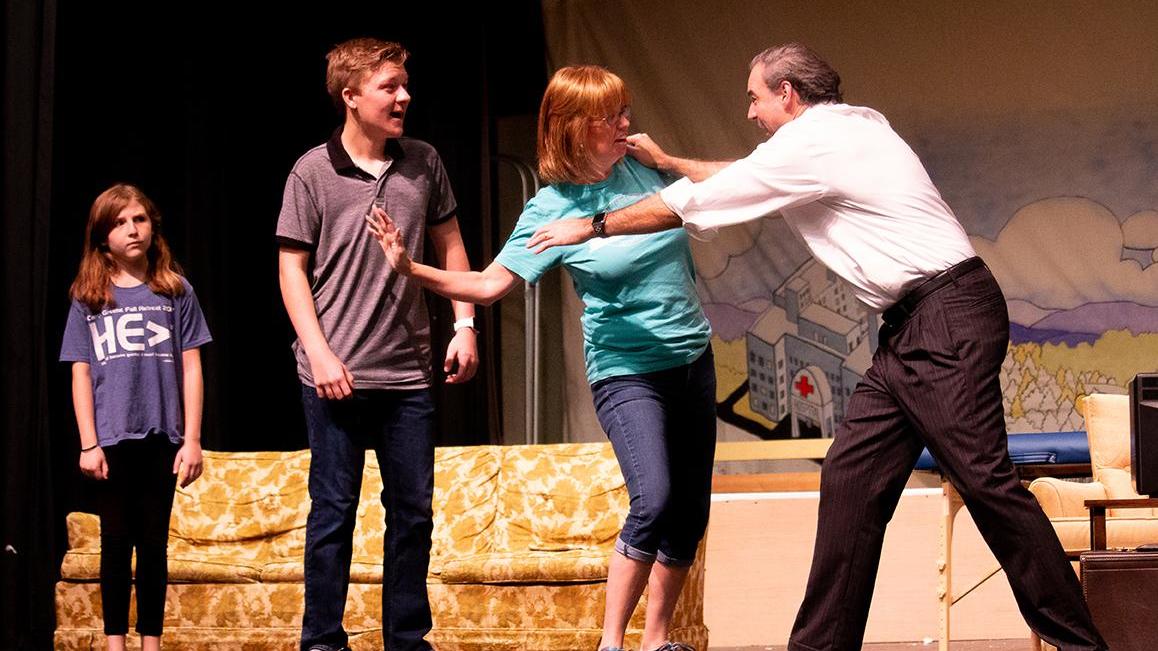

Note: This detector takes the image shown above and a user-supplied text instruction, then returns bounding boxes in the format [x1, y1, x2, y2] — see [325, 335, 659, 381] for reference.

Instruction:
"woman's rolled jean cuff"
[614, 537, 695, 567]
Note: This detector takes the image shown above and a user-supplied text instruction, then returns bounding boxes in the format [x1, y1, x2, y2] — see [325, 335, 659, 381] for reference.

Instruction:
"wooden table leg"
[1088, 504, 1107, 551]
[939, 479, 964, 651]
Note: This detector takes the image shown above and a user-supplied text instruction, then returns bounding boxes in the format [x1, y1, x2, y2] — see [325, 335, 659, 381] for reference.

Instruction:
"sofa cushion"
[1047, 516, 1158, 553]
[431, 446, 502, 563]
[495, 443, 627, 552]
[172, 450, 311, 543]
[1084, 394, 1131, 476]
[62, 514, 292, 583]
[258, 558, 388, 584]
[348, 446, 503, 575]
[439, 549, 611, 584]
[61, 547, 265, 583]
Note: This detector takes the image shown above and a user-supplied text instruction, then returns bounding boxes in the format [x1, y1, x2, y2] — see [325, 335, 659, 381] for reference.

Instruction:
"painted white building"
[746, 259, 877, 438]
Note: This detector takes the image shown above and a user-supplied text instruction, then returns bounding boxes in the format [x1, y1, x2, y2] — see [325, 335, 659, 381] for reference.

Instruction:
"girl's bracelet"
[80, 443, 99, 453]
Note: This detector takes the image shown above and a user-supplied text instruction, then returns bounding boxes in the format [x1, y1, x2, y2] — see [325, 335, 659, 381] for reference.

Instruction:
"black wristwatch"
[591, 211, 608, 238]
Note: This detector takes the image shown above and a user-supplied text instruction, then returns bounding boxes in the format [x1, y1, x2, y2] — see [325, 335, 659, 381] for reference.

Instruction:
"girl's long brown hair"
[69, 184, 185, 312]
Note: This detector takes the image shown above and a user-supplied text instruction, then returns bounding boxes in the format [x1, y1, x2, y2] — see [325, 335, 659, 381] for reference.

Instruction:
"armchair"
[1028, 393, 1158, 555]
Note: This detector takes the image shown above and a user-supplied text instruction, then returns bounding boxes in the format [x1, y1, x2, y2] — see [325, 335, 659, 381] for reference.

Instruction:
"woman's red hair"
[537, 65, 631, 185]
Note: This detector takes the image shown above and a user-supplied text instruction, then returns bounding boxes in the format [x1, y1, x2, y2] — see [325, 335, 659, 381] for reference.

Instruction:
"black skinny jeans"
[95, 434, 179, 636]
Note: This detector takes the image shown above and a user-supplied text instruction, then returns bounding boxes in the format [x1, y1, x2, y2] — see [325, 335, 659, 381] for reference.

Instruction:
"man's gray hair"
[750, 42, 842, 105]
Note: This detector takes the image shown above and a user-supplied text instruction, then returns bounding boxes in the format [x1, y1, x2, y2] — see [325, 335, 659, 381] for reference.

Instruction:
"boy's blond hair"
[325, 38, 409, 112]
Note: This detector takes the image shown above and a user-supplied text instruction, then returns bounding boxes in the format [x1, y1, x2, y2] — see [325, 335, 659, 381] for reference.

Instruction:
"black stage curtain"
[2, 0, 59, 648]
[2, 3, 546, 648]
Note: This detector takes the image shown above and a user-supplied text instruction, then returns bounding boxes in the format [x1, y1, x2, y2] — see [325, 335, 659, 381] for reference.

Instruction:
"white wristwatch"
[453, 317, 478, 333]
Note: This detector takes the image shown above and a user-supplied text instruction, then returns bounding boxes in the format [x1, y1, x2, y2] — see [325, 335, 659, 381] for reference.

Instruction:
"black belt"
[881, 257, 986, 327]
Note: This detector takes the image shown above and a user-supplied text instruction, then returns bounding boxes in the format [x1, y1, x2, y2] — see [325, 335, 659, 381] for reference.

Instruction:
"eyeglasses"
[592, 105, 631, 127]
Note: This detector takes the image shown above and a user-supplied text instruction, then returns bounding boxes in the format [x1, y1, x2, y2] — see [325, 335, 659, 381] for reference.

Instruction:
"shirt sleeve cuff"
[659, 177, 719, 241]
[658, 177, 693, 217]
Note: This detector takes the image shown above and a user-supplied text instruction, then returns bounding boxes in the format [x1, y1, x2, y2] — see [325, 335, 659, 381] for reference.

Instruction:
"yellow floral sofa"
[55, 443, 708, 650]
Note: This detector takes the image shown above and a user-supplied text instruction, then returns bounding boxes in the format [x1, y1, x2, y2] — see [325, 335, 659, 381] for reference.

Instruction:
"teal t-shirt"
[495, 157, 712, 384]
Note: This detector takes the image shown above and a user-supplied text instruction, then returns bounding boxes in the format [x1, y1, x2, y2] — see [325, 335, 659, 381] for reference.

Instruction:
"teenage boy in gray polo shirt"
[276, 38, 478, 651]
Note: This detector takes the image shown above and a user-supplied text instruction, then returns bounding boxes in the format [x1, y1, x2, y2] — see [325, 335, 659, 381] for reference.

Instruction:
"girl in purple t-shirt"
[60, 184, 212, 651]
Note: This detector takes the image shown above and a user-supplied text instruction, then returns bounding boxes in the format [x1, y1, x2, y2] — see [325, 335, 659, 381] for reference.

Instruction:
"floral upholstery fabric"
[55, 443, 708, 650]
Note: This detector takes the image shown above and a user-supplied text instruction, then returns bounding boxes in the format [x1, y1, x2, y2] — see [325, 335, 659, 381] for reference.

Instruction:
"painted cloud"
[970, 197, 1158, 310]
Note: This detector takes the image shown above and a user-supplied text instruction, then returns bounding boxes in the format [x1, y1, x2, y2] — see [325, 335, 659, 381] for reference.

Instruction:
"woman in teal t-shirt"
[368, 66, 714, 651]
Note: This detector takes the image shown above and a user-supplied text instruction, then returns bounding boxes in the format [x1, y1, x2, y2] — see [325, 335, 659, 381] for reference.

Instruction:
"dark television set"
[1130, 373, 1158, 496]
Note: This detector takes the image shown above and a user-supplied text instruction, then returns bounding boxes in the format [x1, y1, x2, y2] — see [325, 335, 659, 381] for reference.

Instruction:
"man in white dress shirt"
[527, 42, 1107, 651]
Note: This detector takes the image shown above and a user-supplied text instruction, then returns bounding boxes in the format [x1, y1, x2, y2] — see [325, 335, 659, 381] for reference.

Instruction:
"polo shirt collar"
[326, 127, 405, 176]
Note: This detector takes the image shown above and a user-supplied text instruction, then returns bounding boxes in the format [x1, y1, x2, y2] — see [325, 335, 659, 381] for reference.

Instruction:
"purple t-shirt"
[59, 278, 212, 447]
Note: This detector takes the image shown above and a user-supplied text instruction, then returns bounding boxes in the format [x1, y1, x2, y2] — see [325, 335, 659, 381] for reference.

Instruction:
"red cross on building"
[795, 375, 815, 398]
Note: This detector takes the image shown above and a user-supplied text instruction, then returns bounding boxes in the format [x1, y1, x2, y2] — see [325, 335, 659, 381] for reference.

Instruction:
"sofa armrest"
[66, 512, 100, 550]
[1029, 478, 1107, 518]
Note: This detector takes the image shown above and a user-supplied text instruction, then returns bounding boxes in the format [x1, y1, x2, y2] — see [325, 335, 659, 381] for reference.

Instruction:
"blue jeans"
[299, 386, 435, 651]
[591, 348, 717, 566]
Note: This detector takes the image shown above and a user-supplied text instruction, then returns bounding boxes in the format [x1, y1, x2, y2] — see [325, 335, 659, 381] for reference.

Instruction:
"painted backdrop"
[542, 0, 1158, 442]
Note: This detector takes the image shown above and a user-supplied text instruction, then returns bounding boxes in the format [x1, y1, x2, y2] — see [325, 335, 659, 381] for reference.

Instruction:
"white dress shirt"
[659, 103, 976, 312]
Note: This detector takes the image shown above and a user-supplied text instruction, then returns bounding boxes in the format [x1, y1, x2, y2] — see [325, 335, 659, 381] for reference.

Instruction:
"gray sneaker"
[651, 644, 696, 651]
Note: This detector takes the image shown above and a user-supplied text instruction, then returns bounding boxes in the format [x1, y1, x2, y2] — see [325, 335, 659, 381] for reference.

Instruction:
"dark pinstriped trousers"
[787, 265, 1107, 651]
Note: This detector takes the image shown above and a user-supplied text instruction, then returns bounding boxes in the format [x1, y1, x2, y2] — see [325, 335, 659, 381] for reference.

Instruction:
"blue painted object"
[914, 431, 1089, 471]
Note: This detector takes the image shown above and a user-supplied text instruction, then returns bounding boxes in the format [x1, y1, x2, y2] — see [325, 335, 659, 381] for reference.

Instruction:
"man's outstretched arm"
[627, 133, 732, 182]
[526, 194, 681, 253]
[527, 133, 750, 253]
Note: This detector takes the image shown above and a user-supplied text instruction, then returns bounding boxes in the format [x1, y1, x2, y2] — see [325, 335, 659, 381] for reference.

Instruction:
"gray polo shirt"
[276, 132, 457, 390]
